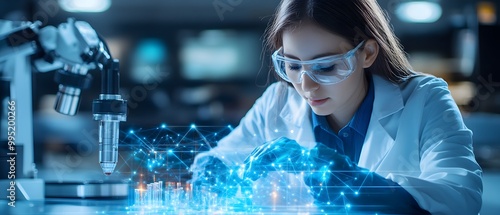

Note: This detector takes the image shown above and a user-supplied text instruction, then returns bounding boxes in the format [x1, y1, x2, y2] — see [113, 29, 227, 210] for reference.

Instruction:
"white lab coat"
[193, 74, 483, 214]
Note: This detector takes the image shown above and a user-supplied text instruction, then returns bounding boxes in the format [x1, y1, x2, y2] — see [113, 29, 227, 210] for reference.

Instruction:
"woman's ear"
[362, 39, 379, 68]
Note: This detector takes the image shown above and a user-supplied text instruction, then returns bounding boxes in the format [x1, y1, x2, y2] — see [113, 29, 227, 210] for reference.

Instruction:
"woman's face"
[282, 21, 369, 117]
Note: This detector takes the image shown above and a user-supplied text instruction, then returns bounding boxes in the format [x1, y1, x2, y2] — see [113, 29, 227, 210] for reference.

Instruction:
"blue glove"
[304, 143, 430, 214]
[189, 155, 241, 197]
[243, 137, 309, 181]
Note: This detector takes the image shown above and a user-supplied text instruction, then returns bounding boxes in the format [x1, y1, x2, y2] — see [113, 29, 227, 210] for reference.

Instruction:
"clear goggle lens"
[272, 41, 365, 85]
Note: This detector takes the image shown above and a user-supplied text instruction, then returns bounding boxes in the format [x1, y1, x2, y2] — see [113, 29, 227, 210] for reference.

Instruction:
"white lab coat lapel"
[278, 84, 317, 149]
[358, 75, 404, 171]
[275, 76, 405, 169]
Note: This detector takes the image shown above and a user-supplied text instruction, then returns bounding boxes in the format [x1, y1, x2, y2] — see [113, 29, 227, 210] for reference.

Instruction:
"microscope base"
[45, 181, 128, 198]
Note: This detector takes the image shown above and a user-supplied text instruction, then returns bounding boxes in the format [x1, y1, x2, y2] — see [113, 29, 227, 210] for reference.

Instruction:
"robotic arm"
[0, 18, 127, 175]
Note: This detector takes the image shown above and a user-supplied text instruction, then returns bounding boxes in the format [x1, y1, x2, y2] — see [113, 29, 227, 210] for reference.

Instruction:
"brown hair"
[265, 0, 416, 83]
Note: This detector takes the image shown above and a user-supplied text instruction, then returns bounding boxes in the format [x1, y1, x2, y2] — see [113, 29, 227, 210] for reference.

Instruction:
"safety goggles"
[272, 41, 365, 85]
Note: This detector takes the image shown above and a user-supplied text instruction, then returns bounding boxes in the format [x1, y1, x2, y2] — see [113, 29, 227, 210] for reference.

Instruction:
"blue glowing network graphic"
[118, 124, 258, 213]
[116, 124, 385, 214]
[119, 124, 232, 181]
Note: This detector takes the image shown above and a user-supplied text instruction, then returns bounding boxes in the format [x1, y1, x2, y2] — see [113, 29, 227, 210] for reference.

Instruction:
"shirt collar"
[312, 74, 375, 136]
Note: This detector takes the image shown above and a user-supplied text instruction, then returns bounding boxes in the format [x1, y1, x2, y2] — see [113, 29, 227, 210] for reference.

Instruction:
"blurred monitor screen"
[179, 29, 262, 81]
[477, 24, 500, 84]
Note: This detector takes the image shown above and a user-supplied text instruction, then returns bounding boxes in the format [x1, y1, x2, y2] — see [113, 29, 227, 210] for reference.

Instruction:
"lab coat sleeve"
[388, 78, 483, 215]
[192, 83, 282, 168]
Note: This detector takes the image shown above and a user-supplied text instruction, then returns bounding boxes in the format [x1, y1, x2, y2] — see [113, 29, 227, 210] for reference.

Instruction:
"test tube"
[158, 181, 163, 205]
[147, 184, 153, 206]
[165, 182, 175, 210]
[134, 189, 141, 206]
[152, 182, 159, 206]
[176, 182, 185, 209]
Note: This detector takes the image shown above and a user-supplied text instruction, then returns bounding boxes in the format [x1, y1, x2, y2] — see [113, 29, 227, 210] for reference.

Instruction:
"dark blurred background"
[1, 0, 500, 214]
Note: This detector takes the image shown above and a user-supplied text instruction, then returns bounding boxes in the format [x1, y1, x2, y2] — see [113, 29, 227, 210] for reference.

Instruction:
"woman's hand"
[305, 143, 360, 187]
[189, 155, 241, 196]
[243, 137, 310, 181]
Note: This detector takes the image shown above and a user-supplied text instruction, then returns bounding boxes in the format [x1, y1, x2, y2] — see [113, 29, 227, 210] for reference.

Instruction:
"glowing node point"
[129, 130, 134, 134]
[341, 192, 345, 195]
[161, 124, 166, 128]
[274, 129, 278, 133]
[190, 124, 196, 128]
[355, 191, 359, 195]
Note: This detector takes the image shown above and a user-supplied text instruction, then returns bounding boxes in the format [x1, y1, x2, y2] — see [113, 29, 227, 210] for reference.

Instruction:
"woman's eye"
[316, 65, 336, 72]
[287, 64, 301, 71]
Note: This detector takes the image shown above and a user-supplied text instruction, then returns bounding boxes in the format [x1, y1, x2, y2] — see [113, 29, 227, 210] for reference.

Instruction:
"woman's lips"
[308, 98, 329, 106]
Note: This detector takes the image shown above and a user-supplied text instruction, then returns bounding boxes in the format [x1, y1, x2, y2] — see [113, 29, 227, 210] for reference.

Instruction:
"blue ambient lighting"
[396, 1, 442, 23]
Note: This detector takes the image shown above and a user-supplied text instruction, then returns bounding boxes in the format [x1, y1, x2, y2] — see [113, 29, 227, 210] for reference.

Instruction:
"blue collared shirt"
[312, 74, 374, 164]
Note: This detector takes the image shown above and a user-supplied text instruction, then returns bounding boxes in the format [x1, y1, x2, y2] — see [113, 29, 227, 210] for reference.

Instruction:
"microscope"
[0, 18, 127, 200]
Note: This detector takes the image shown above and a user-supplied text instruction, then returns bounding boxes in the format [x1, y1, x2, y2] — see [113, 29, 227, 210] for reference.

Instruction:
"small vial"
[147, 184, 153, 206]
[134, 189, 141, 206]
[165, 182, 175, 210]
[158, 181, 163, 205]
[153, 182, 159, 206]
[177, 184, 185, 208]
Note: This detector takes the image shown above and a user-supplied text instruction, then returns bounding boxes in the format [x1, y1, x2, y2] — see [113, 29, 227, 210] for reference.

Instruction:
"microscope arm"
[0, 18, 127, 175]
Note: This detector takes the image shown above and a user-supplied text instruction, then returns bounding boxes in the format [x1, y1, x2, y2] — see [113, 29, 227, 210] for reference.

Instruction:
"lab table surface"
[2, 171, 499, 215]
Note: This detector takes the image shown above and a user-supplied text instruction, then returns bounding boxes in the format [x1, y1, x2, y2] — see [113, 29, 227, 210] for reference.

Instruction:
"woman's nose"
[300, 72, 320, 92]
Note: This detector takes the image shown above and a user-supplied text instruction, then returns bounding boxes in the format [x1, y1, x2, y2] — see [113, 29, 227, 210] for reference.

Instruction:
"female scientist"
[190, 0, 482, 214]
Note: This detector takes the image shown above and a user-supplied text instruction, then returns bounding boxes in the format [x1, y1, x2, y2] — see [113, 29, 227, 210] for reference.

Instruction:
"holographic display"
[119, 124, 396, 214]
